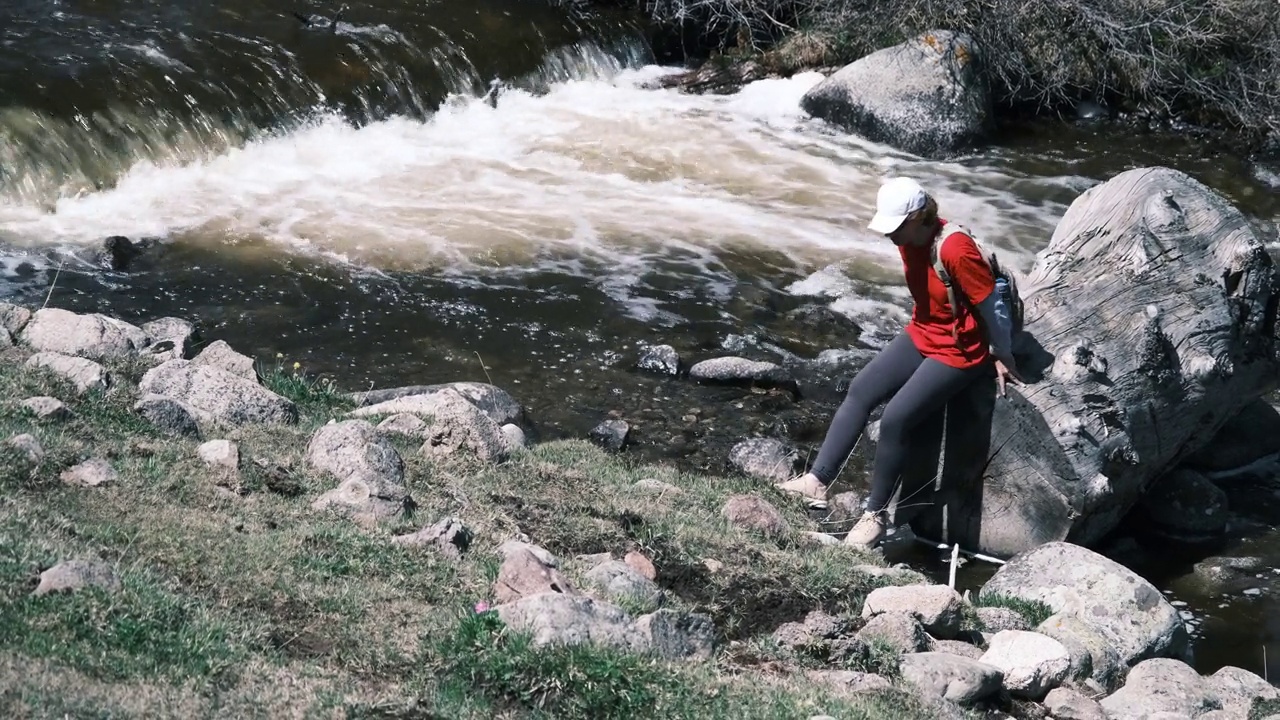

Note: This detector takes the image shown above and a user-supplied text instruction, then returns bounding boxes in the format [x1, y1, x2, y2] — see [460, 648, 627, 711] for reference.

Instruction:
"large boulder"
[982, 542, 1188, 668]
[1099, 658, 1223, 718]
[20, 308, 149, 360]
[800, 31, 991, 157]
[139, 359, 296, 426]
[899, 167, 1280, 557]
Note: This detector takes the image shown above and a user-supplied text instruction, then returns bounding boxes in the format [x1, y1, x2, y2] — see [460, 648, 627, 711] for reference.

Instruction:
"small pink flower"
[474, 600, 491, 613]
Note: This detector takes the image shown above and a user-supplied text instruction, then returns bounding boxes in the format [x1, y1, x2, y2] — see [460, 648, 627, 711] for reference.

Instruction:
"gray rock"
[493, 543, 577, 604]
[307, 420, 407, 519]
[977, 630, 1070, 700]
[800, 31, 991, 157]
[140, 360, 296, 426]
[977, 606, 1031, 632]
[0, 302, 32, 335]
[418, 389, 508, 463]
[1044, 686, 1106, 720]
[191, 340, 257, 382]
[21, 396, 72, 422]
[391, 516, 471, 559]
[631, 609, 716, 660]
[1036, 613, 1123, 691]
[134, 394, 201, 437]
[589, 419, 629, 452]
[500, 423, 526, 452]
[495, 592, 632, 649]
[585, 560, 663, 611]
[933, 639, 984, 659]
[1186, 398, 1280, 471]
[0, 326, 11, 347]
[861, 584, 964, 639]
[350, 382, 522, 425]
[20, 308, 148, 360]
[637, 344, 680, 376]
[197, 440, 239, 471]
[375, 413, 428, 439]
[899, 651, 1004, 705]
[721, 494, 790, 538]
[26, 352, 110, 395]
[773, 610, 850, 650]
[34, 560, 121, 596]
[1099, 658, 1222, 718]
[1139, 468, 1229, 537]
[6, 433, 44, 463]
[728, 437, 799, 483]
[60, 459, 116, 487]
[982, 542, 1188, 666]
[688, 356, 787, 385]
[1208, 665, 1280, 717]
[856, 611, 933, 654]
[141, 317, 197, 362]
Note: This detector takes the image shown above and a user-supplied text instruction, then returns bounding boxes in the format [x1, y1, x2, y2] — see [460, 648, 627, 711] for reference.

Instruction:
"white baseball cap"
[868, 177, 928, 234]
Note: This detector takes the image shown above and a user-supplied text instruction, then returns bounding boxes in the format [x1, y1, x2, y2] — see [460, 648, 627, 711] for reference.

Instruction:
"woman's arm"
[974, 290, 1013, 362]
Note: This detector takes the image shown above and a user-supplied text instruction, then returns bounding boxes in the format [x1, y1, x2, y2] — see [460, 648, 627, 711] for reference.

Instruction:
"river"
[2, 0, 1279, 684]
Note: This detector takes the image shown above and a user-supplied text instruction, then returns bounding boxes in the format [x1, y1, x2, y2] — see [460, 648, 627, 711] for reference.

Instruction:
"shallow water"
[2, 0, 1279, 681]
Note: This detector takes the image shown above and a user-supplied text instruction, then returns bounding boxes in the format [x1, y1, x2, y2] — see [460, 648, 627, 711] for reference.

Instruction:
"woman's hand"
[994, 355, 1024, 397]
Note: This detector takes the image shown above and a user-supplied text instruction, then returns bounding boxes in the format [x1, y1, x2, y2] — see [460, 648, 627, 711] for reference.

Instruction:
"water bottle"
[992, 277, 1012, 339]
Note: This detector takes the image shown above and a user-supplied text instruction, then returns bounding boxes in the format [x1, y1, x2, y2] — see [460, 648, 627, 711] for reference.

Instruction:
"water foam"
[0, 57, 1077, 294]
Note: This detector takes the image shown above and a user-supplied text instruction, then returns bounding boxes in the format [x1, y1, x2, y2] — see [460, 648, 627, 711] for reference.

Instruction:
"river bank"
[2, 305, 1277, 719]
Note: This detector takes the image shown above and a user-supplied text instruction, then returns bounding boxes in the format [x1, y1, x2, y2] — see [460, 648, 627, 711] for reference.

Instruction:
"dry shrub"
[637, 0, 1280, 146]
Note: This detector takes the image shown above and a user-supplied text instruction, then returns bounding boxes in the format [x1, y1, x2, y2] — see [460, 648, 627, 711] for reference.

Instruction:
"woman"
[778, 177, 1023, 548]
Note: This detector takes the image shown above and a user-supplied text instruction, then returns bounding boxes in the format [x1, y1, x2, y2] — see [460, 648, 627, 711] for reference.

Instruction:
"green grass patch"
[975, 592, 1055, 628]
[258, 356, 354, 421]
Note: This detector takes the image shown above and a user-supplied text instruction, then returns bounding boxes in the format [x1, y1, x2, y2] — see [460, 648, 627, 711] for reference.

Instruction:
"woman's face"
[887, 213, 930, 247]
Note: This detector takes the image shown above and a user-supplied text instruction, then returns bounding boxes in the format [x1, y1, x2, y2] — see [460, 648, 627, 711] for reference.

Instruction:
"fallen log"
[898, 166, 1280, 558]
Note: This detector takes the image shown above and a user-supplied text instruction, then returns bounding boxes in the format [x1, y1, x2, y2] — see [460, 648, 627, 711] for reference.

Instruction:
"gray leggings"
[810, 332, 987, 512]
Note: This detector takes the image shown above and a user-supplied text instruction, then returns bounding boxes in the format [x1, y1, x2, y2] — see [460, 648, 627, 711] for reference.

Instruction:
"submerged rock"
[800, 31, 991, 157]
[636, 344, 681, 376]
[589, 419, 629, 452]
[688, 356, 789, 385]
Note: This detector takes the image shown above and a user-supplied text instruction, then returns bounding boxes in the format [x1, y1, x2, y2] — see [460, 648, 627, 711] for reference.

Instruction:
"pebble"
[1244, 588, 1263, 596]
[1179, 610, 1195, 620]
[1171, 600, 1187, 607]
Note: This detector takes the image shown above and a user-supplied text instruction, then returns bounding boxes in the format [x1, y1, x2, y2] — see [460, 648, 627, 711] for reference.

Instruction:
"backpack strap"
[930, 226, 964, 342]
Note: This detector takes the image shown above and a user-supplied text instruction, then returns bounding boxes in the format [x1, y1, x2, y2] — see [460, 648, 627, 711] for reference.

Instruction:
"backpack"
[929, 222, 1024, 347]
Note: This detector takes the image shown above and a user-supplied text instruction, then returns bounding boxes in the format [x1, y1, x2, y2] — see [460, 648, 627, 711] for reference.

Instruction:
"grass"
[975, 592, 1056, 628]
[0, 334, 951, 719]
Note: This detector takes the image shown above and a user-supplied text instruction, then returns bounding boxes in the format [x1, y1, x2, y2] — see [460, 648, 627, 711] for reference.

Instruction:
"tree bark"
[900, 166, 1280, 558]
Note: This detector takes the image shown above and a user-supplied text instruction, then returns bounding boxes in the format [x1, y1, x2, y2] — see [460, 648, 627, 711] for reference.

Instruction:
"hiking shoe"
[776, 474, 828, 509]
[845, 510, 888, 548]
